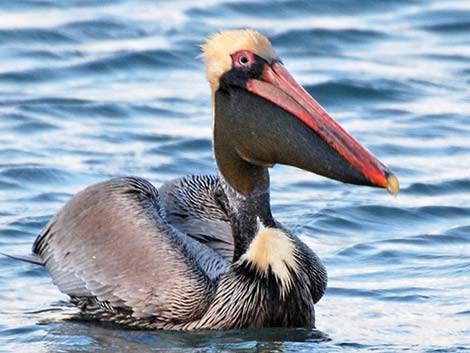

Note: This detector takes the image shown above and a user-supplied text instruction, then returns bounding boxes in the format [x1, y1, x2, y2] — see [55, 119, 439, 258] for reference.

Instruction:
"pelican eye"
[231, 50, 255, 69]
[238, 55, 250, 66]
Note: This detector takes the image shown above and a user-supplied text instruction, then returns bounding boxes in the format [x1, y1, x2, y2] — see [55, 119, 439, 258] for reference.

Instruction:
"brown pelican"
[27, 30, 399, 330]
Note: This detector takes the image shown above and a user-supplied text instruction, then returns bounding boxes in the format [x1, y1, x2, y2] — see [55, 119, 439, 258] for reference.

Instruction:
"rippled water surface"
[1, 1, 469, 352]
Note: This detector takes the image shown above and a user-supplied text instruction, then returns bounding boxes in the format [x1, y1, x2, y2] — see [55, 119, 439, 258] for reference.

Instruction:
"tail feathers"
[0, 252, 44, 265]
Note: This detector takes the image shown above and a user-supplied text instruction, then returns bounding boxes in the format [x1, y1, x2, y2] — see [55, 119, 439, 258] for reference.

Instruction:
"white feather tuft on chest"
[241, 220, 299, 292]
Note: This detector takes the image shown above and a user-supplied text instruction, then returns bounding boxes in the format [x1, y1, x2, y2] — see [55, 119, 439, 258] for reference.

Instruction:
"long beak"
[246, 62, 399, 195]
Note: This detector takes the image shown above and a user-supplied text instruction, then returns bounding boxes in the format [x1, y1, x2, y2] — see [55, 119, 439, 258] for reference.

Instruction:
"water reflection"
[42, 321, 328, 353]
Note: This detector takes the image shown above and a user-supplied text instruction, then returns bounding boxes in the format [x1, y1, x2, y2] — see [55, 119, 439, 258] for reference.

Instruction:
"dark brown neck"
[213, 107, 274, 260]
[217, 174, 274, 262]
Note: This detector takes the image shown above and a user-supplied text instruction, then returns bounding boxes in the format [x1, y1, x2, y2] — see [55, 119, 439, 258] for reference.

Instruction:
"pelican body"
[30, 30, 399, 330]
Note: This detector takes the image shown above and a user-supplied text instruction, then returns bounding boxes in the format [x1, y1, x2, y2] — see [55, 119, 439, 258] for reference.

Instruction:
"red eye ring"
[238, 55, 249, 66]
[231, 50, 255, 68]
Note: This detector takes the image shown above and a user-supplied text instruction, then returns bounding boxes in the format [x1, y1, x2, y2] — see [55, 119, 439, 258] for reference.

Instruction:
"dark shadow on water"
[39, 317, 329, 353]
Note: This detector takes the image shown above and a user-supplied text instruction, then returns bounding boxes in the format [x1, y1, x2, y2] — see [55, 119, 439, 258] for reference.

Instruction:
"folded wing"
[33, 177, 228, 327]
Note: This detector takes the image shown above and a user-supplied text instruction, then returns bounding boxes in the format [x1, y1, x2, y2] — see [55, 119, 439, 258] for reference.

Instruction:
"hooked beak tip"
[386, 173, 400, 197]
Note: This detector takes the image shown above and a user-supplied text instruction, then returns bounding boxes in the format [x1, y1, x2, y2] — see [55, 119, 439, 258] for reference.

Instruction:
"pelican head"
[202, 29, 399, 196]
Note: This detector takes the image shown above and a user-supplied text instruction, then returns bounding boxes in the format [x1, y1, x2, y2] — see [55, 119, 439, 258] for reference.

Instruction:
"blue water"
[0, 0, 469, 352]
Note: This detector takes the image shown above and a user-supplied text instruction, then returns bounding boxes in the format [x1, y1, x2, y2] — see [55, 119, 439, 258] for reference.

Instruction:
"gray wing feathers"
[159, 175, 234, 260]
[33, 177, 220, 323]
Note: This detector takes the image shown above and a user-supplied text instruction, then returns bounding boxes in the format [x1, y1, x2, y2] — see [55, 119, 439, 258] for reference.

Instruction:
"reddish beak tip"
[386, 173, 400, 196]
